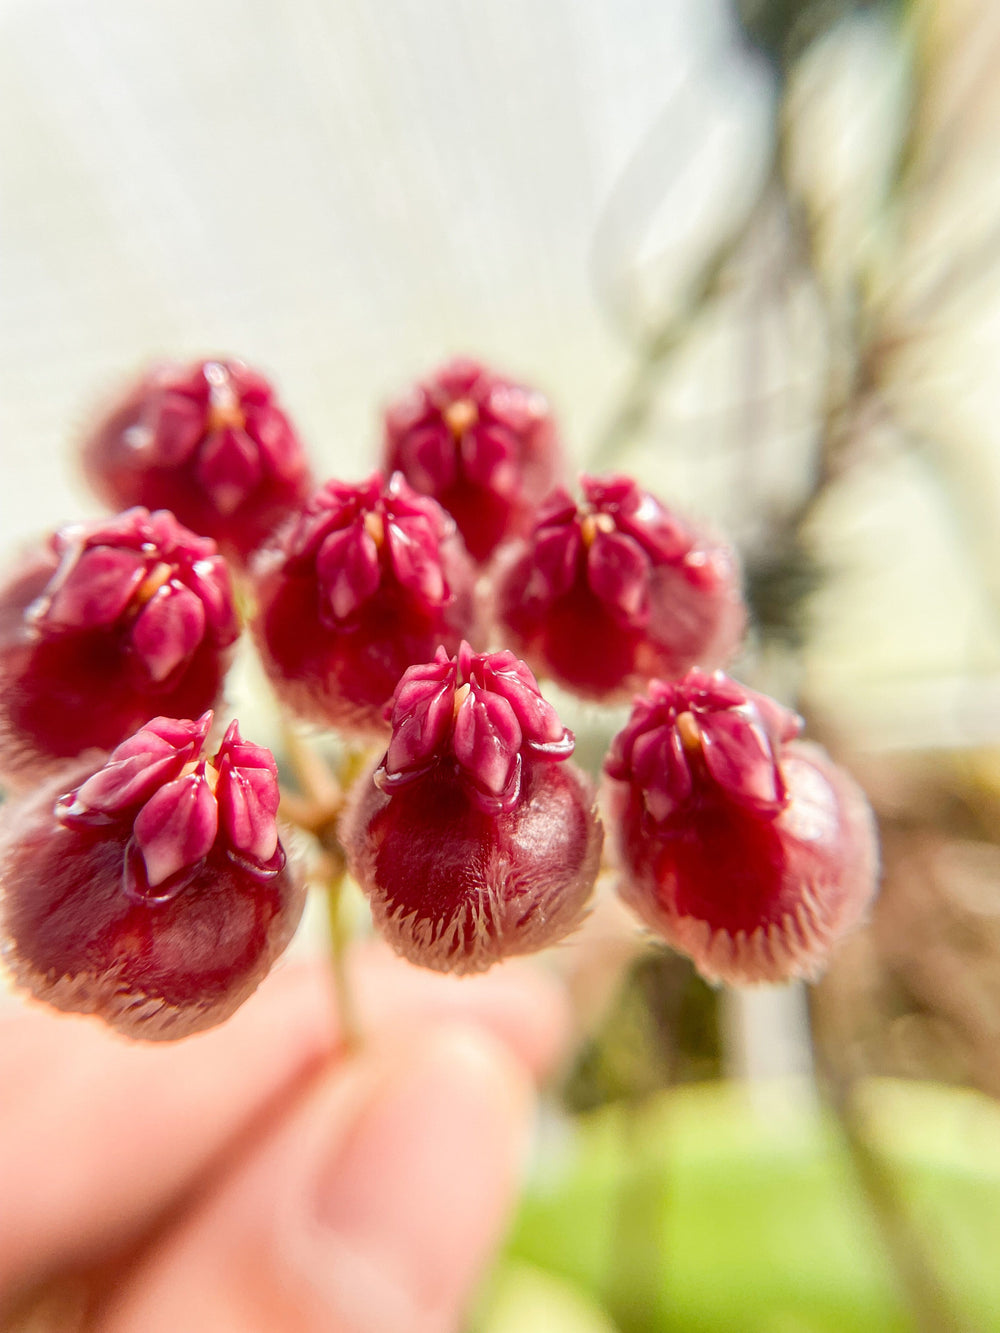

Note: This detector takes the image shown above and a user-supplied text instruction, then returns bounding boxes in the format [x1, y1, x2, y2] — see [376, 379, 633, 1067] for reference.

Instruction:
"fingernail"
[315, 1025, 531, 1333]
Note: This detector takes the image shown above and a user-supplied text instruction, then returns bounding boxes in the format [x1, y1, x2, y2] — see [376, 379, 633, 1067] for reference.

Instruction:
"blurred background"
[4, 0, 1000, 1328]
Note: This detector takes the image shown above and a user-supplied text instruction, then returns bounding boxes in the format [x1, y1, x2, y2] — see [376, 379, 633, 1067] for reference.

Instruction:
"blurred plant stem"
[604, 956, 693, 1333]
[590, 140, 784, 471]
[606, 1108, 667, 1333]
[720, 983, 814, 1083]
[279, 720, 366, 1050]
[812, 1011, 974, 1333]
[324, 855, 360, 1052]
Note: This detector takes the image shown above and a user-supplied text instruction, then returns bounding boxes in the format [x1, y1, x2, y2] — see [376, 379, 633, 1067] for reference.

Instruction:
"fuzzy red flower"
[81, 358, 312, 562]
[341, 643, 603, 973]
[603, 670, 879, 984]
[494, 475, 746, 702]
[382, 357, 562, 562]
[0, 508, 239, 785]
[251, 472, 483, 735]
[0, 714, 303, 1039]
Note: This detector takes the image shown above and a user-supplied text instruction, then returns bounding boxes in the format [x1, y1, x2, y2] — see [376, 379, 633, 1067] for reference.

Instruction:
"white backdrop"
[0, 0, 770, 544]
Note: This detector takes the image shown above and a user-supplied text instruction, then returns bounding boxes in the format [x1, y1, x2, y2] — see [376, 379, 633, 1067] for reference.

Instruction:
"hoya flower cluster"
[0, 354, 878, 1041]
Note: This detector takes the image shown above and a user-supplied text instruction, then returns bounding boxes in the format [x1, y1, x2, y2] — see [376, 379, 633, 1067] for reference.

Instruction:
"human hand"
[0, 946, 568, 1333]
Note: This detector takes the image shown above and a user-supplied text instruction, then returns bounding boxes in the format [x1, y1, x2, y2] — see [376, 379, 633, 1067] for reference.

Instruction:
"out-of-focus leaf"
[474, 1259, 621, 1333]
[505, 1078, 1000, 1332]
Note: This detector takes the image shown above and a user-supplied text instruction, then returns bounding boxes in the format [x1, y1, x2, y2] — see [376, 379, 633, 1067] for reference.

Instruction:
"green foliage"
[479, 1079, 1000, 1333]
[564, 953, 722, 1114]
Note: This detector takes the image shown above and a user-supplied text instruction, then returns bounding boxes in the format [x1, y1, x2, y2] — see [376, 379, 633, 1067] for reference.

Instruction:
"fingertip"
[352, 941, 573, 1079]
[99, 1023, 535, 1333]
[307, 1022, 534, 1333]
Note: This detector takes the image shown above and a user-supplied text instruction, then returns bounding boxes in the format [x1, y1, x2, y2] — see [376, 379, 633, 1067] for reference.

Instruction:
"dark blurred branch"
[590, 139, 784, 470]
[812, 1020, 975, 1333]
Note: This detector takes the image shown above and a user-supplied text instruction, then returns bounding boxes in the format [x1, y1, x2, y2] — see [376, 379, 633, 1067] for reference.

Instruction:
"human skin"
[0, 944, 568, 1333]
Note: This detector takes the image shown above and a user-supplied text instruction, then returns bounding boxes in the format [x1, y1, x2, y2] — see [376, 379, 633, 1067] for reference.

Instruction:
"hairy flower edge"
[341, 755, 603, 975]
[604, 740, 879, 985]
[0, 726, 305, 1040]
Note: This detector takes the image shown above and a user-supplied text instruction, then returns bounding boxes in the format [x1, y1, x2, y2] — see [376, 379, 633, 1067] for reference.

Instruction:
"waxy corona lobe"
[0, 714, 303, 1040]
[342, 644, 603, 975]
[376, 642, 576, 813]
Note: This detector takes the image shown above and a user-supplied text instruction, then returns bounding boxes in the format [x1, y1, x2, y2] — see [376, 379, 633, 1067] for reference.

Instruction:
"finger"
[99, 1024, 532, 1333]
[350, 941, 570, 1078]
[0, 962, 332, 1305]
[0, 947, 565, 1304]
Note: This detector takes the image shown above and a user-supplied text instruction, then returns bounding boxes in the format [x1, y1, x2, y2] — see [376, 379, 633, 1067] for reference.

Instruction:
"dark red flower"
[0, 508, 239, 785]
[494, 475, 746, 701]
[341, 644, 603, 973]
[0, 714, 304, 1039]
[81, 358, 313, 562]
[251, 472, 483, 735]
[382, 357, 562, 562]
[603, 670, 879, 984]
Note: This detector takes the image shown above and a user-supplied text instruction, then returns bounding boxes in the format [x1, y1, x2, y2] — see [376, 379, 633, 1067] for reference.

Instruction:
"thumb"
[100, 1024, 534, 1333]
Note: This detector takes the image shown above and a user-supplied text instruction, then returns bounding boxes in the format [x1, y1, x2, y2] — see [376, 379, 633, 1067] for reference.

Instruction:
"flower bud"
[0, 714, 303, 1039]
[0, 509, 239, 785]
[341, 644, 603, 973]
[495, 475, 746, 702]
[251, 472, 483, 735]
[382, 357, 562, 562]
[603, 670, 879, 984]
[81, 358, 312, 562]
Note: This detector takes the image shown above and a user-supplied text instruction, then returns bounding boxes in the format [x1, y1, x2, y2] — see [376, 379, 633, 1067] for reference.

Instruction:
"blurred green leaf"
[499, 1079, 1000, 1333]
[474, 1259, 621, 1333]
